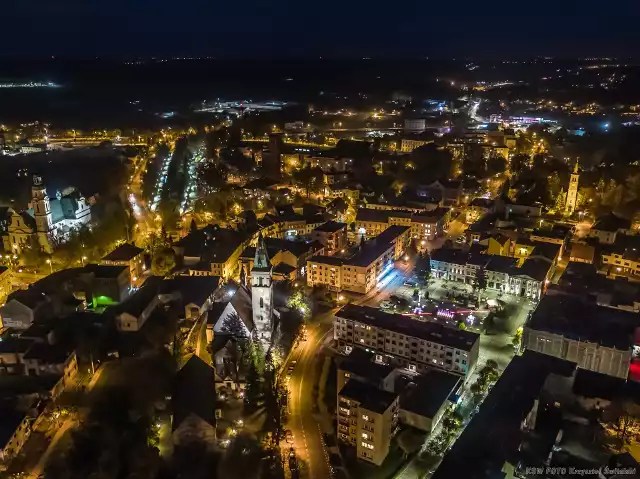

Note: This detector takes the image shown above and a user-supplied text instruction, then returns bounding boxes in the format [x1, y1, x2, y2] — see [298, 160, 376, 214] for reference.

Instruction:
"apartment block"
[307, 226, 410, 294]
[334, 304, 480, 377]
[338, 379, 399, 465]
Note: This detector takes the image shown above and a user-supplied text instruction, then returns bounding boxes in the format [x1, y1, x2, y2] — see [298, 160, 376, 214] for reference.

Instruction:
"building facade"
[334, 305, 480, 377]
[251, 235, 274, 348]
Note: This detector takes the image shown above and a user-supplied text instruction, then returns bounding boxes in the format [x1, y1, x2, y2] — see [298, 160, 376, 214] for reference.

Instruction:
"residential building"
[398, 370, 461, 434]
[337, 378, 399, 465]
[400, 139, 431, 153]
[0, 290, 56, 329]
[308, 155, 354, 173]
[310, 221, 347, 255]
[160, 275, 220, 320]
[600, 235, 640, 281]
[356, 208, 449, 243]
[419, 180, 463, 207]
[522, 292, 635, 379]
[568, 242, 595, 264]
[101, 243, 146, 287]
[172, 355, 217, 450]
[589, 213, 631, 245]
[334, 304, 480, 376]
[111, 277, 162, 332]
[82, 264, 131, 307]
[308, 226, 410, 294]
[173, 225, 251, 279]
[0, 408, 32, 463]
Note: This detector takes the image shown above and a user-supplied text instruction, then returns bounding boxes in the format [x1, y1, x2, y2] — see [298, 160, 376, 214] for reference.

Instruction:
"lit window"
[362, 415, 369, 421]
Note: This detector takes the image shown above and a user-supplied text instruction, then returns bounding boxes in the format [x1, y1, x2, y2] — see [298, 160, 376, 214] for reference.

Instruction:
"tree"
[293, 166, 324, 198]
[196, 160, 228, 194]
[189, 219, 198, 234]
[511, 327, 523, 349]
[151, 247, 176, 277]
[411, 143, 453, 183]
[510, 154, 529, 176]
[486, 155, 507, 176]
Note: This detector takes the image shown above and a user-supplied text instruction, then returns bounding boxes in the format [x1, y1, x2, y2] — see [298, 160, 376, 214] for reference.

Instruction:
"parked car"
[404, 279, 417, 287]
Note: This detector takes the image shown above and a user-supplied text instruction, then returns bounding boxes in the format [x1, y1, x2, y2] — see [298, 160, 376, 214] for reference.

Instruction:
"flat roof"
[339, 378, 398, 414]
[528, 292, 640, 349]
[399, 370, 461, 418]
[337, 304, 479, 351]
[338, 348, 395, 382]
[433, 351, 575, 479]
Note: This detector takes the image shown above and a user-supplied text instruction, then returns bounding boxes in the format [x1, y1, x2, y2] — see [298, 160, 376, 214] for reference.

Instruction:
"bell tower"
[565, 161, 580, 216]
[31, 175, 53, 253]
[251, 234, 273, 347]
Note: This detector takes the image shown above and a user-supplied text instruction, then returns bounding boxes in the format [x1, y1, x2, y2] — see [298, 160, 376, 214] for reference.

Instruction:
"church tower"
[251, 234, 273, 347]
[564, 161, 580, 216]
[31, 175, 53, 253]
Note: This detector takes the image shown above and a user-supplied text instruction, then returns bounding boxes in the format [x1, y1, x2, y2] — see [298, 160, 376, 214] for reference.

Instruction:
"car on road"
[287, 366, 294, 377]
[285, 430, 294, 444]
[403, 279, 417, 287]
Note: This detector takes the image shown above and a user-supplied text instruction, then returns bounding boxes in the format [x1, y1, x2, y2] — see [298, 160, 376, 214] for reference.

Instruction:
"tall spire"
[253, 233, 270, 271]
[573, 160, 580, 174]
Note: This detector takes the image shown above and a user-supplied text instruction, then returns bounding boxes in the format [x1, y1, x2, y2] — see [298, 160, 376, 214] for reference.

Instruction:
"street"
[283, 258, 416, 478]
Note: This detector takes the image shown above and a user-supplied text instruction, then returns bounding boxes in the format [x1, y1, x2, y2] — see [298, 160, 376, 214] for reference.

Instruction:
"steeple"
[253, 233, 271, 271]
[573, 160, 579, 174]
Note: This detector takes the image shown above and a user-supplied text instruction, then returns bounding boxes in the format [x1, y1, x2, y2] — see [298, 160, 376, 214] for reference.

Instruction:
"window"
[361, 433, 369, 440]
[361, 442, 375, 450]
[361, 414, 369, 421]
[260, 297, 264, 308]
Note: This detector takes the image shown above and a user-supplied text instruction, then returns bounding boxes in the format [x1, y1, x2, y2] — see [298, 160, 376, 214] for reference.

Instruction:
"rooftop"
[175, 225, 250, 263]
[337, 304, 479, 351]
[528, 292, 640, 349]
[173, 355, 217, 430]
[308, 255, 345, 267]
[399, 369, 461, 418]
[101, 243, 144, 262]
[346, 226, 409, 267]
[339, 378, 398, 414]
[338, 348, 395, 383]
[433, 351, 576, 479]
[592, 213, 631, 233]
[84, 263, 129, 279]
[0, 407, 28, 449]
[313, 221, 347, 233]
[161, 275, 220, 307]
[112, 276, 162, 318]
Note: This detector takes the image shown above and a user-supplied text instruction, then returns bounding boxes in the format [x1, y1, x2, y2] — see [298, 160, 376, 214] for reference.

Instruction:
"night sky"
[3, 0, 640, 58]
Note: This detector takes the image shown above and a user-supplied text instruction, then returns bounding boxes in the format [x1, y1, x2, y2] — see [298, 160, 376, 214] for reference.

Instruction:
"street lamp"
[81, 256, 87, 267]
[46, 259, 52, 274]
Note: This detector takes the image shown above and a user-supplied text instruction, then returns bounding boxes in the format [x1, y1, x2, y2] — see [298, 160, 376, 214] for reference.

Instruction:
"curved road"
[284, 258, 415, 478]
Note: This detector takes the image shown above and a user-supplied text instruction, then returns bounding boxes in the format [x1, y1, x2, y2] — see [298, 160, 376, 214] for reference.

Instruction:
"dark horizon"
[3, 0, 640, 58]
